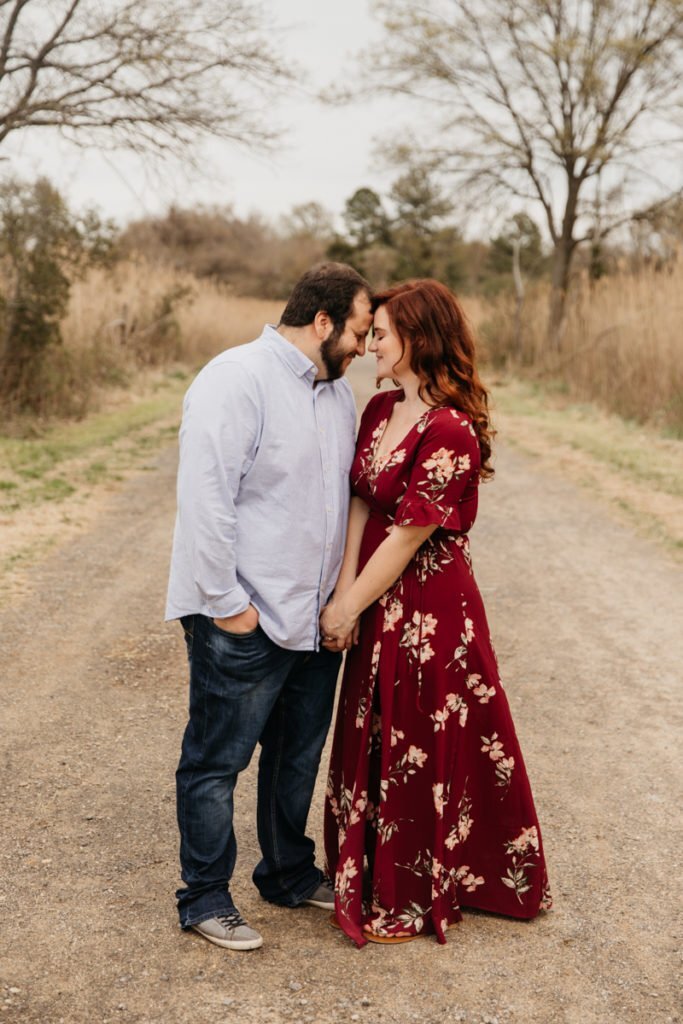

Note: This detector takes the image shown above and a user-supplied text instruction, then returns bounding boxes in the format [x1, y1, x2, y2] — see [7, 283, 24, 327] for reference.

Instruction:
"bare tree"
[0, 0, 292, 157]
[364, 0, 683, 345]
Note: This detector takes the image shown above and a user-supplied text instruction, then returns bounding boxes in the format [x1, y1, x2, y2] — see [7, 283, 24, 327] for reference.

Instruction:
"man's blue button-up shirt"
[165, 325, 357, 651]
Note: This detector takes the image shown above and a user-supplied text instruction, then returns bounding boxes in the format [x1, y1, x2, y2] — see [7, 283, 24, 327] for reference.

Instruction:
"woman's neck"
[396, 372, 432, 411]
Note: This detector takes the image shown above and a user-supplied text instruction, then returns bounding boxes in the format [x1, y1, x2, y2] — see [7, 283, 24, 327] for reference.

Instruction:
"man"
[166, 262, 372, 950]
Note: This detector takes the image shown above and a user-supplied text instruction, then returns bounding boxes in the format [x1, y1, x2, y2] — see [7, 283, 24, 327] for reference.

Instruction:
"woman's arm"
[320, 522, 437, 642]
[334, 496, 370, 596]
[320, 496, 369, 651]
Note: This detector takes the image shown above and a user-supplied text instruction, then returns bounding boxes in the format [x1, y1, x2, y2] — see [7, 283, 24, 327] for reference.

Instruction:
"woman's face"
[369, 305, 411, 380]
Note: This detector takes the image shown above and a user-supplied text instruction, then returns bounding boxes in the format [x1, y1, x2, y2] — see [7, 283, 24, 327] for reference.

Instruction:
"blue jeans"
[175, 614, 341, 928]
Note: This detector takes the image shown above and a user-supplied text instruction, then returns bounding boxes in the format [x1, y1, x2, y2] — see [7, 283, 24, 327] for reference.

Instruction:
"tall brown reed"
[19, 260, 284, 420]
[481, 257, 683, 434]
[65, 261, 284, 366]
[9, 255, 680, 433]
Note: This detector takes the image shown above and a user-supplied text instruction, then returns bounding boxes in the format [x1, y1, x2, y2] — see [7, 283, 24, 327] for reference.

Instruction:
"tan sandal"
[362, 925, 421, 944]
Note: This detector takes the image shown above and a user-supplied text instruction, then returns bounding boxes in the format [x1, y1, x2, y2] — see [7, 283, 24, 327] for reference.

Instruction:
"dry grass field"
[482, 257, 683, 434]
[64, 261, 283, 380]
[57, 255, 683, 435]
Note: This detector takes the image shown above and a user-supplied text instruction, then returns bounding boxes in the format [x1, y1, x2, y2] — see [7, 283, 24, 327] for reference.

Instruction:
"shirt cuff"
[206, 583, 251, 619]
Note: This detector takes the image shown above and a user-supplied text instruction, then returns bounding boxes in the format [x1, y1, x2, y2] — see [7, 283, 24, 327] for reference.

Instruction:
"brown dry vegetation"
[65, 261, 284, 370]
[482, 256, 683, 434]
[7, 254, 681, 437]
[8, 263, 284, 425]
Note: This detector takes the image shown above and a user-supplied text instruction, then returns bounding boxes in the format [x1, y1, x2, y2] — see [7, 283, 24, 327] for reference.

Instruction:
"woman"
[320, 280, 551, 947]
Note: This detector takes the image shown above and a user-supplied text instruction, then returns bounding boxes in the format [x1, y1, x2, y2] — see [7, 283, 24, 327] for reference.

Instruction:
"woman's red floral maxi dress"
[324, 390, 551, 946]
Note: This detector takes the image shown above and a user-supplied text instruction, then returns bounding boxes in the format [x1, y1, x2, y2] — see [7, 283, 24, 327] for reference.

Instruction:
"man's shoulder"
[205, 337, 266, 373]
[188, 337, 269, 395]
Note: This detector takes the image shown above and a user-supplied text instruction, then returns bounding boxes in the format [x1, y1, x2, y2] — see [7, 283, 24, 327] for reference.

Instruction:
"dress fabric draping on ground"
[324, 390, 552, 947]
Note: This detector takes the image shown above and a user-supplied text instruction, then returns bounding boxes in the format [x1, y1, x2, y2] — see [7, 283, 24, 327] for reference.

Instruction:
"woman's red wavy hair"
[371, 279, 494, 479]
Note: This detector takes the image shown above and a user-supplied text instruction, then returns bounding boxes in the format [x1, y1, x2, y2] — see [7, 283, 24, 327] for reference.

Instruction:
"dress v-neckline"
[370, 394, 432, 474]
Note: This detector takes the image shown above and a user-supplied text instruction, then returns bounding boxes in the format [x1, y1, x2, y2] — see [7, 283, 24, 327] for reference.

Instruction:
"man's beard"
[320, 323, 352, 381]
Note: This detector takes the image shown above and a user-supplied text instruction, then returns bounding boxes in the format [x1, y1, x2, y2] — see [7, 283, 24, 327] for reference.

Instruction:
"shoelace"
[216, 909, 247, 931]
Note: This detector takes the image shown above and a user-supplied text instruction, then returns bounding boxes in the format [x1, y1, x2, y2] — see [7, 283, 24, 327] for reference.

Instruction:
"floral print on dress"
[335, 856, 359, 918]
[445, 787, 475, 850]
[415, 536, 455, 583]
[355, 419, 387, 486]
[385, 744, 429, 790]
[398, 848, 485, 901]
[481, 732, 515, 792]
[399, 610, 437, 665]
[379, 587, 404, 632]
[324, 389, 551, 948]
[355, 411, 423, 493]
[447, 602, 474, 671]
[502, 826, 540, 903]
[420, 447, 470, 497]
[467, 672, 496, 703]
[431, 692, 468, 731]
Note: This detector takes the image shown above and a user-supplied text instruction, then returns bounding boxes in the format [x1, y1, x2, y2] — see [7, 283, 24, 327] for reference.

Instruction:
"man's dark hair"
[279, 262, 370, 332]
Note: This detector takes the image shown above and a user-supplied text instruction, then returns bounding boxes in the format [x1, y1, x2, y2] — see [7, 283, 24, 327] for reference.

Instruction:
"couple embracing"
[165, 262, 551, 951]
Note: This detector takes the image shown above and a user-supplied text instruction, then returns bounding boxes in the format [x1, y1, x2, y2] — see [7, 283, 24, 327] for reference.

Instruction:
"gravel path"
[1, 360, 681, 1024]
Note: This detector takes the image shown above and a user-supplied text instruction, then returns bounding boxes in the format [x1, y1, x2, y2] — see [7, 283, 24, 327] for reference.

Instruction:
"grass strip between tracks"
[492, 378, 682, 557]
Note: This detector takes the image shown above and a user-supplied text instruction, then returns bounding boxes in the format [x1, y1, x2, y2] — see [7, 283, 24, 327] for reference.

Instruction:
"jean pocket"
[180, 615, 195, 658]
[201, 619, 274, 688]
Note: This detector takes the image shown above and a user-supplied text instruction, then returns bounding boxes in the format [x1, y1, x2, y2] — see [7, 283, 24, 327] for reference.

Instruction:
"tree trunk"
[547, 241, 572, 351]
[547, 178, 580, 351]
[511, 238, 525, 360]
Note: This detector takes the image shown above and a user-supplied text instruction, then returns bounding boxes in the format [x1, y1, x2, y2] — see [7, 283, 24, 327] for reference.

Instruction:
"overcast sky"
[5, 0, 680, 237]
[6, 0, 401, 228]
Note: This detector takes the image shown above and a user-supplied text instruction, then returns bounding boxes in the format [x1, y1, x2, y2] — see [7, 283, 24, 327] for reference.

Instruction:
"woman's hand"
[320, 598, 358, 651]
[322, 620, 360, 651]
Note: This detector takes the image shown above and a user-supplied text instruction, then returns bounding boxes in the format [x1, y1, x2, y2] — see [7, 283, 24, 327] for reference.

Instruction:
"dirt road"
[1, 359, 681, 1024]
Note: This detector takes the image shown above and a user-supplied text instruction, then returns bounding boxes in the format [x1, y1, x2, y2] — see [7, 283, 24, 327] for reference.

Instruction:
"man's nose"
[357, 336, 367, 356]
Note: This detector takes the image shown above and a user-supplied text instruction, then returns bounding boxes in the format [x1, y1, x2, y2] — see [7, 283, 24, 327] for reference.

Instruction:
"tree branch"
[0, 0, 293, 155]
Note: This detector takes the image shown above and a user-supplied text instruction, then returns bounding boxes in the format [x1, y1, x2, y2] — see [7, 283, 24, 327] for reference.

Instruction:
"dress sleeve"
[394, 409, 480, 532]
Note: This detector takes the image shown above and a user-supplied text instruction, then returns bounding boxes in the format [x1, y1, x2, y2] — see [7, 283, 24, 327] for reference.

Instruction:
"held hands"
[320, 596, 359, 652]
[213, 603, 259, 634]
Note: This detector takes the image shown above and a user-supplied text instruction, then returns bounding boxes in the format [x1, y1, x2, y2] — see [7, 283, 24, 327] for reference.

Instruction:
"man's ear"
[313, 310, 331, 340]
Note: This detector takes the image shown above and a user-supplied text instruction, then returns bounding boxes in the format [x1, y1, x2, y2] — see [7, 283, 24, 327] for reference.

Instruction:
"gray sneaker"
[191, 909, 263, 950]
[302, 877, 335, 910]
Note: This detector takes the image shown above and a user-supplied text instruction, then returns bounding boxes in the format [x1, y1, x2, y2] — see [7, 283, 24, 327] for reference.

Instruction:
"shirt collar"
[261, 324, 318, 381]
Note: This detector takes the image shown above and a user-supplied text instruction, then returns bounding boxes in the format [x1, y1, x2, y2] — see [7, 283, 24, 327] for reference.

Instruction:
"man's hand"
[213, 604, 259, 634]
